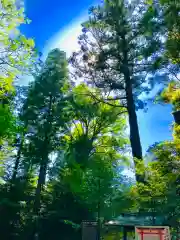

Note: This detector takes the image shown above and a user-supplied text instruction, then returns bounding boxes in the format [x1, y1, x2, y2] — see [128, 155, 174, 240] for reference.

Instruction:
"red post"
[140, 230, 144, 240]
[137, 228, 166, 240]
[159, 229, 163, 240]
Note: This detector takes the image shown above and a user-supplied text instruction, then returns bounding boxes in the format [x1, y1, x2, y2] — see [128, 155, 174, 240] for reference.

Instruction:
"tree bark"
[11, 138, 23, 182]
[125, 72, 144, 182]
[33, 159, 47, 213]
[31, 95, 53, 239]
[125, 76, 143, 160]
[122, 35, 143, 182]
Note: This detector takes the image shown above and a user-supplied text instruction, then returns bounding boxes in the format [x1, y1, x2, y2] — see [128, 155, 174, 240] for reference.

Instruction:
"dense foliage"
[0, 0, 179, 239]
[69, 0, 174, 181]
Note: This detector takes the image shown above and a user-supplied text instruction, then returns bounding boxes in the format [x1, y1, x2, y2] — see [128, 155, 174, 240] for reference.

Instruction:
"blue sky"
[22, 0, 96, 50]
[21, 0, 173, 154]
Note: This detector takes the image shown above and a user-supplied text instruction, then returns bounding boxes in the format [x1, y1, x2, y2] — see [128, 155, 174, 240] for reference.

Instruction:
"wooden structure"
[82, 213, 166, 240]
[135, 226, 170, 240]
[82, 221, 97, 240]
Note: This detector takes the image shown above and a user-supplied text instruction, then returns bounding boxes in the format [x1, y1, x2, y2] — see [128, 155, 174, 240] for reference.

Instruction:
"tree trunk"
[11, 138, 23, 182]
[97, 202, 101, 240]
[33, 94, 53, 213]
[31, 95, 53, 239]
[97, 178, 101, 240]
[125, 73, 144, 182]
[33, 160, 47, 213]
[29, 159, 48, 240]
[122, 35, 143, 182]
[125, 77, 142, 159]
[29, 143, 49, 240]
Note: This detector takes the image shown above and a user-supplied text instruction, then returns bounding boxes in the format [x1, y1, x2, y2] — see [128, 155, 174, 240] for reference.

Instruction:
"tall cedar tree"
[36, 84, 129, 240]
[70, 0, 167, 181]
[21, 49, 68, 237]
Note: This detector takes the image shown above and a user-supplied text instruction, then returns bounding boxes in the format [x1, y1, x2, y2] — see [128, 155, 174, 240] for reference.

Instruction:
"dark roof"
[106, 214, 164, 227]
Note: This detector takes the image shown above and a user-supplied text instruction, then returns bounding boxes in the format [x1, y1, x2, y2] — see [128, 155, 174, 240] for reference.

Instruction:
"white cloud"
[17, 16, 86, 85]
[43, 0, 101, 58]
[43, 16, 86, 59]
